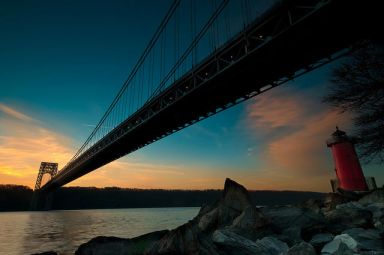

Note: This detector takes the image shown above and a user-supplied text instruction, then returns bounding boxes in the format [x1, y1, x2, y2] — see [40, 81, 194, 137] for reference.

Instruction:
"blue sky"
[0, 0, 382, 191]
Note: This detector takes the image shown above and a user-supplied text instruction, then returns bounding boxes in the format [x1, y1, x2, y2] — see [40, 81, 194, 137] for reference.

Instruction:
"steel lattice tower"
[34, 162, 58, 190]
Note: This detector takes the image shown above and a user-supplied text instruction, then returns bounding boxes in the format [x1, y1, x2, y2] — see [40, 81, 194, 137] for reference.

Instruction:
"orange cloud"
[0, 105, 75, 188]
[245, 86, 351, 191]
[246, 92, 305, 130]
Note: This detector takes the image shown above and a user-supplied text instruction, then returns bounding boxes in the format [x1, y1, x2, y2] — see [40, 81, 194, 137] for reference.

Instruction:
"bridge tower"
[30, 162, 58, 210]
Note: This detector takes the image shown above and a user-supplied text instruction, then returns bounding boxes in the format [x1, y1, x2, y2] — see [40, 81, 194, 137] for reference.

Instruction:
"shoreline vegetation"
[0, 184, 324, 211]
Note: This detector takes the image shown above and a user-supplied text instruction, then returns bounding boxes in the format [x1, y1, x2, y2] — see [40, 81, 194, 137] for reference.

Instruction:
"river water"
[0, 207, 200, 255]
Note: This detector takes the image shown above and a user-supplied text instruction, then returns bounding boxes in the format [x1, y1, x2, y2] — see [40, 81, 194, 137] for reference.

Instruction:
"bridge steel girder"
[41, 0, 382, 192]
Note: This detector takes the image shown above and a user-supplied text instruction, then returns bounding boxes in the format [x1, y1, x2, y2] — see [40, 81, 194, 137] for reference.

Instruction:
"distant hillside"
[0, 185, 325, 211]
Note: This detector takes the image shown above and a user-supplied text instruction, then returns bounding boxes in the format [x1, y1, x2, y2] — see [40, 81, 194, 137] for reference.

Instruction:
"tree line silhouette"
[0, 184, 324, 211]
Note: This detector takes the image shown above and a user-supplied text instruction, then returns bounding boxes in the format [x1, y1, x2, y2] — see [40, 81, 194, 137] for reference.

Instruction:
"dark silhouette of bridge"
[35, 0, 380, 195]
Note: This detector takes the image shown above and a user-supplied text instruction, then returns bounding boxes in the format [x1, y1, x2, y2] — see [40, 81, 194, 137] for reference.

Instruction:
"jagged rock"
[359, 189, 384, 204]
[221, 178, 252, 211]
[325, 207, 373, 233]
[321, 239, 354, 255]
[31, 252, 58, 255]
[333, 234, 358, 251]
[260, 205, 325, 234]
[225, 205, 274, 242]
[323, 193, 351, 211]
[309, 233, 334, 249]
[298, 198, 324, 214]
[146, 221, 216, 255]
[198, 207, 219, 232]
[147, 178, 251, 255]
[280, 226, 303, 246]
[212, 230, 288, 255]
[365, 203, 384, 230]
[216, 178, 252, 227]
[75, 230, 168, 255]
[342, 228, 384, 251]
[231, 205, 267, 229]
[255, 236, 289, 254]
[285, 242, 316, 255]
[335, 201, 365, 210]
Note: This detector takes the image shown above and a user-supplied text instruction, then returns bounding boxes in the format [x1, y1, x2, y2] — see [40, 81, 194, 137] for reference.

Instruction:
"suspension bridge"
[32, 0, 380, 208]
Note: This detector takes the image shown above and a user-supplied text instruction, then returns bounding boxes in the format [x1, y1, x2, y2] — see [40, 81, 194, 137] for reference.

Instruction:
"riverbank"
[35, 178, 383, 255]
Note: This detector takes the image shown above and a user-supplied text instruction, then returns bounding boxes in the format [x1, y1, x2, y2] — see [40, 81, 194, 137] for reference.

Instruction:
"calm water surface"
[0, 207, 199, 255]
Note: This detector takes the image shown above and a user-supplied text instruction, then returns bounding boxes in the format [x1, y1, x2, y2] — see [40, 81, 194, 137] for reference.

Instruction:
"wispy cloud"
[0, 103, 35, 122]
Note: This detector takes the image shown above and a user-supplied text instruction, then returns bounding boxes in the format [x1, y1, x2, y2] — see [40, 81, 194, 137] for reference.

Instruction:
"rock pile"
[72, 178, 384, 255]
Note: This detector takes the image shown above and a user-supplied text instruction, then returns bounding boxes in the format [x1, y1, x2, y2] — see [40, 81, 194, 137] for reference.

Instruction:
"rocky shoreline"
[35, 178, 384, 255]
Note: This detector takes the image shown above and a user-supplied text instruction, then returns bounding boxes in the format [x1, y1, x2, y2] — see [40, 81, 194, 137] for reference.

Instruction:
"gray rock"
[280, 226, 303, 246]
[256, 236, 289, 254]
[333, 234, 358, 251]
[342, 228, 384, 251]
[212, 229, 265, 255]
[365, 203, 384, 230]
[325, 207, 372, 233]
[198, 207, 218, 232]
[309, 233, 334, 248]
[212, 230, 288, 255]
[147, 178, 251, 255]
[321, 239, 355, 255]
[147, 221, 217, 255]
[286, 242, 316, 255]
[298, 198, 324, 214]
[323, 193, 351, 211]
[260, 206, 324, 231]
[231, 205, 267, 229]
[216, 178, 253, 227]
[222, 178, 252, 212]
[75, 230, 168, 255]
[336, 201, 365, 210]
[359, 189, 384, 204]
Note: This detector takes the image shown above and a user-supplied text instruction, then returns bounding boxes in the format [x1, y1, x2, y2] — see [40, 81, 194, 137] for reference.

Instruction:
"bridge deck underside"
[42, 0, 381, 192]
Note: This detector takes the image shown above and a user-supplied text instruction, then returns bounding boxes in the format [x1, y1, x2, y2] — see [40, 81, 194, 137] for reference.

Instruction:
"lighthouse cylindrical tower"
[326, 127, 368, 191]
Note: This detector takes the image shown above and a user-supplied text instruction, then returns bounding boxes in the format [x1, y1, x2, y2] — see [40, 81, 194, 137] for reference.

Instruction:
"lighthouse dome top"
[326, 126, 355, 147]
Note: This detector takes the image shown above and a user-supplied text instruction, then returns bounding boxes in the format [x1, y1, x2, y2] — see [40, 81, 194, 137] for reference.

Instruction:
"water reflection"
[0, 208, 199, 255]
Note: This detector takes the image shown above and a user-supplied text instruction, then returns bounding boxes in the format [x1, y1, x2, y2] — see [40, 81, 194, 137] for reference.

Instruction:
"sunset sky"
[1, 0, 382, 192]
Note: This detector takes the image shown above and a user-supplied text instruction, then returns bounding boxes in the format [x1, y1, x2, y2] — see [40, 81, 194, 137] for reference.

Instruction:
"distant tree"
[324, 42, 384, 163]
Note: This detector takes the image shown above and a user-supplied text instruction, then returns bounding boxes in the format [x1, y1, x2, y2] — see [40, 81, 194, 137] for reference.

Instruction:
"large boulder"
[212, 229, 288, 255]
[324, 207, 373, 233]
[75, 230, 168, 255]
[321, 234, 358, 255]
[309, 233, 334, 250]
[365, 203, 384, 230]
[147, 178, 254, 255]
[323, 193, 351, 211]
[285, 242, 316, 255]
[216, 178, 253, 227]
[321, 239, 354, 255]
[359, 189, 384, 204]
[231, 206, 266, 229]
[260, 205, 325, 241]
[146, 220, 218, 255]
[342, 228, 384, 252]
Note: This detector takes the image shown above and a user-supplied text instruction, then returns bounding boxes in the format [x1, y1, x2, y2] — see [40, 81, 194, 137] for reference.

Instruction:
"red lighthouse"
[327, 127, 368, 191]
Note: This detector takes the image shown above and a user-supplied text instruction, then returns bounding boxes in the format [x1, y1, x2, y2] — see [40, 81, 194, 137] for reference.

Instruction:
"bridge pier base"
[30, 190, 54, 211]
